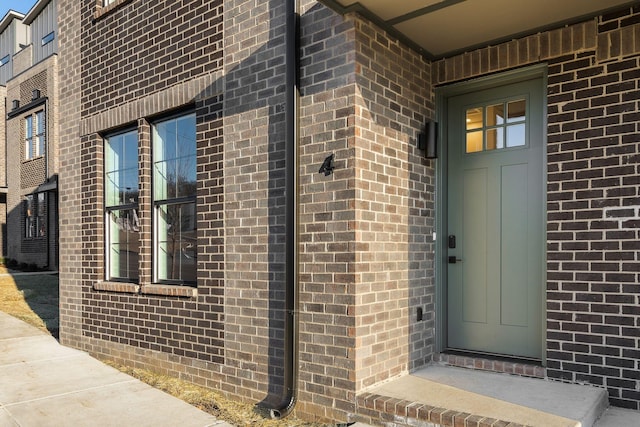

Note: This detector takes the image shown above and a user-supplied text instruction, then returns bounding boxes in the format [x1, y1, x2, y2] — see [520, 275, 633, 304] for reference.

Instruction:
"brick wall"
[59, 0, 226, 374]
[58, 0, 84, 348]
[82, 0, 222, 116]
[294, 2, 436, 418]
[0, 86, 5, 257]
[435, 4, 640, 410]
[546, 9, 640, 410]
[78, 97, 225, 365]
[222, 0, 289, 407]
[297, 2, 358, 418]
[351, 16, 435, 389]
[0, 85, 5, 189]
[61, 0, 432, 422]
[57, 0, 640, 423]
[223, 1, 435, 419]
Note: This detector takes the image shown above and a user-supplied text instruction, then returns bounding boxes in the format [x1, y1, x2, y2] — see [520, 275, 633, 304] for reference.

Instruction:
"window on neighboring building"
[25, 195, 34, 238]
[35, 111, 46, 157]
[24, 193, 46, 239]
[103, 0, 117, 6]
[41, 31, 55, 46]
[25, 116, 33, 160]
[153, 113, 197, 285]
[37, 193, 46, 237]
[105, 130, 139, 282]
[25, 111, 46, 160]
[0, 55, 9, 67]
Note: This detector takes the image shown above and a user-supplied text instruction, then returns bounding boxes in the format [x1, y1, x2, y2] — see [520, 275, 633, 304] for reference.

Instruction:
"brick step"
[355, 365, 608, 427]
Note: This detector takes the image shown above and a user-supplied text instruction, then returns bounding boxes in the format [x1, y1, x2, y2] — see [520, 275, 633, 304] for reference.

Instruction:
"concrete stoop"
[354, 365, 609, 427]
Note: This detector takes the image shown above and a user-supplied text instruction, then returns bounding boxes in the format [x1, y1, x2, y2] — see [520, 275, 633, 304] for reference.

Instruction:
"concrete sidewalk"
[4, 308, 634, 427]
[0, 311, 229, 427]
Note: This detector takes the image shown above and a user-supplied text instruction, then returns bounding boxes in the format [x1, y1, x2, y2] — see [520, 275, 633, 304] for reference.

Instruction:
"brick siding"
[81, 0, 222, 116]
[58, 0, 640, 424]
[351, 15, 435, 389]
[546, 48, 640, 411]
[62, 0, 227, 369]
[58, 0, 84, 348]
[0, 86, 5, 257]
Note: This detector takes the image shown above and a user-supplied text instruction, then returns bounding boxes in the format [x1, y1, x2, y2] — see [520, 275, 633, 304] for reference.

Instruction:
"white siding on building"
[0, 18, 29, 85]
[31, 0, 57, 64]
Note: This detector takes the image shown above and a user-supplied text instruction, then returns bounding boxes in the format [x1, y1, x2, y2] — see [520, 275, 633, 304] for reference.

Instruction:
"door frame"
[434, 64, 548, 363]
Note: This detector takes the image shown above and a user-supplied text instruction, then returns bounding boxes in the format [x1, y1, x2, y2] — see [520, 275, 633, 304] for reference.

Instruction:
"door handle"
[448, 256, 463, 264]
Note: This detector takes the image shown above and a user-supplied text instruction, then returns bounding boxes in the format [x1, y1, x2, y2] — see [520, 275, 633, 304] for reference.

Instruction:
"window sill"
[93, 281, 196, 297]
[94, 281, 140, 294]
[94, 0, 133, 20]
[141, 284, 197, 298]
[23, 155, 45, 164]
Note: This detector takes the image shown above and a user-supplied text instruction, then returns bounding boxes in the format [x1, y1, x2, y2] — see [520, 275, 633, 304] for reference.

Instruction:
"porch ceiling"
[321, 0, 636, 59]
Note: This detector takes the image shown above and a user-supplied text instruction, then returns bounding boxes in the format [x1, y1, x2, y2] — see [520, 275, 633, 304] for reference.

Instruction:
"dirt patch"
[104, 361, 330, 427]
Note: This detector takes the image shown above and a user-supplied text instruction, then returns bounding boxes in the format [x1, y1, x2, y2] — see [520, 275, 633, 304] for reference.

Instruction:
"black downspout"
[261, 0, 300, 419]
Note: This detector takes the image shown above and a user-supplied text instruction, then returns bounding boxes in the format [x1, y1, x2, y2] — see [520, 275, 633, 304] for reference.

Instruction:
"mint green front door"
[447, 77, 544, 359]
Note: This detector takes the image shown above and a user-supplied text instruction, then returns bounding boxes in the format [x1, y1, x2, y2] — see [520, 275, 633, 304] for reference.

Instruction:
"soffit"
[322, 0, 636, 58]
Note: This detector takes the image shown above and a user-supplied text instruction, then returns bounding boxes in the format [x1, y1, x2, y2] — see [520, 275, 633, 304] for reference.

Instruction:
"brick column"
[57, 0, 84, 348]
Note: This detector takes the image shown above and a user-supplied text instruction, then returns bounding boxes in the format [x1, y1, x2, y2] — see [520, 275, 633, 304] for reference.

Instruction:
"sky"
[1, 0, 37, 19]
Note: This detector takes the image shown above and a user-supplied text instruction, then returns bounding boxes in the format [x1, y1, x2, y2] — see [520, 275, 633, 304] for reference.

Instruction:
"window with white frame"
[36, 111, 46, 157]
[153, 113, 197, 285]
[25, 111, 46, 160]
[105, 130, 139, 282]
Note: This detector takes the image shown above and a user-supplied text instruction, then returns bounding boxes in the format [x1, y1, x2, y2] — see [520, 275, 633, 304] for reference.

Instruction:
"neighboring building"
[0, 0, 58, 269]
[57, 0, 640, 425]
[0, 10, 29, 259]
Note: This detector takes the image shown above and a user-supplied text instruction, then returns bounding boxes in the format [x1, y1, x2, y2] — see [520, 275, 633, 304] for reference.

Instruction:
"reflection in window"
[153, 113, 197, 285]
[105, 130, 139, 282]
[25, 116, 34, 160]
[466, 131, 483, 153]
[41, 31, 55, 46]
[465, 99, 527, 153]
[24, 193, 46, 239]
[486, 128, 503, 150]
[466, 107, 483, 130]
[25, 195, 34, 238]
[507, 124, 526, 148]
[37, 193, 46, 237]
[486, 104, 504, 126]
[36, 111, 46, 157]
[507, 100, 526, 122]
[156, 203, 196, 284]
[25, 111, 46, 160]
